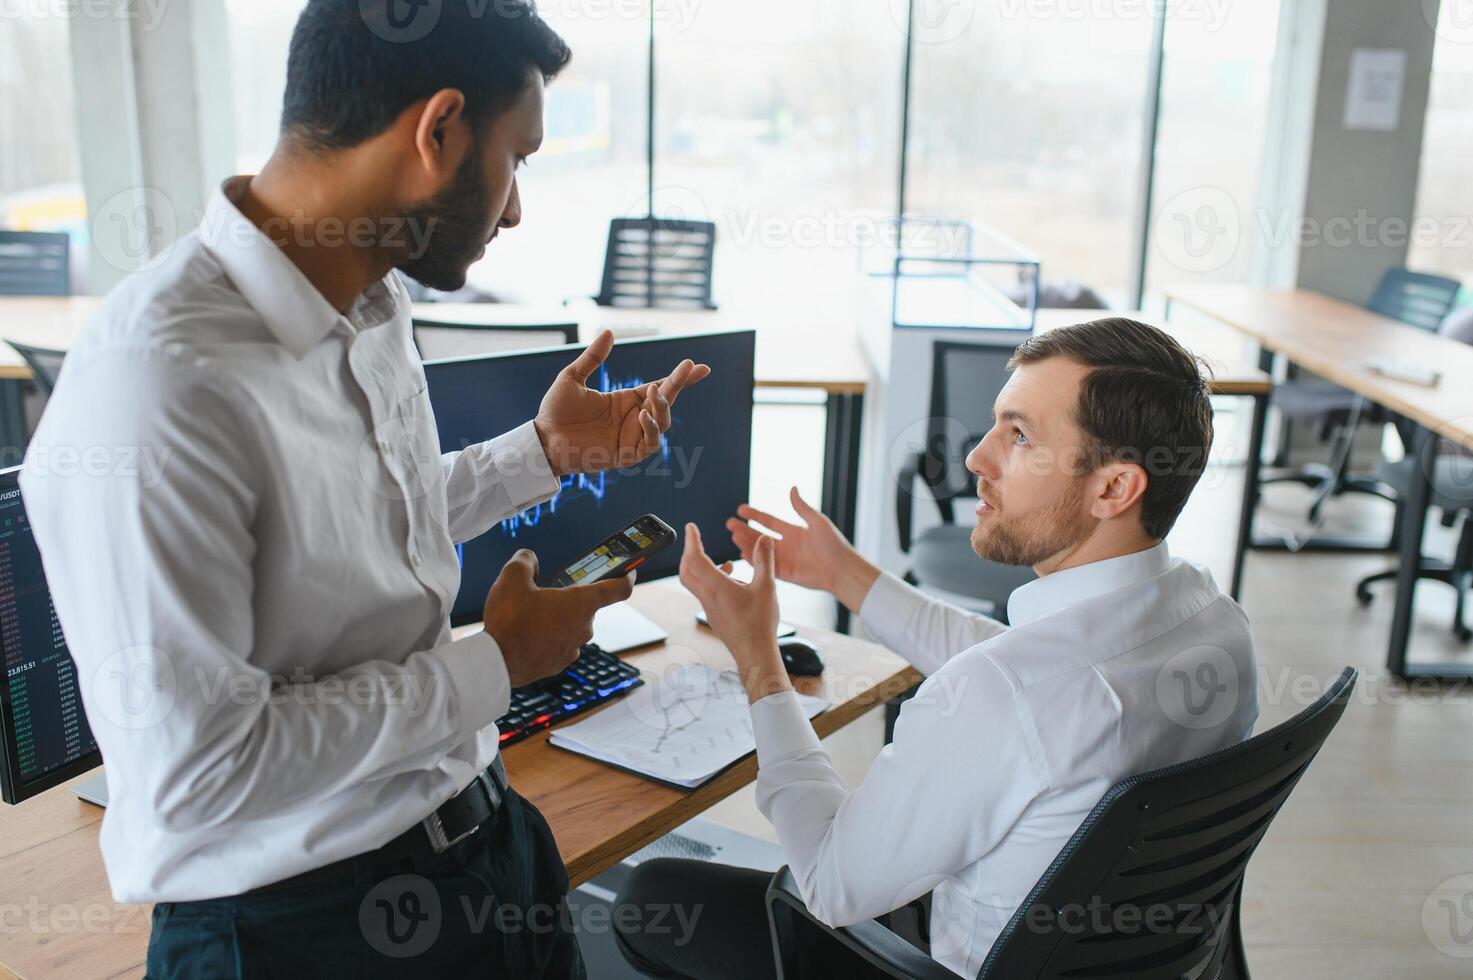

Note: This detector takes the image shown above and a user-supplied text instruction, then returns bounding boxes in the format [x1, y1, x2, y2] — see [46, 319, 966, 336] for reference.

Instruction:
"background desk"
[0, 580, 917, 979]
[1164, 284, 1473, 679]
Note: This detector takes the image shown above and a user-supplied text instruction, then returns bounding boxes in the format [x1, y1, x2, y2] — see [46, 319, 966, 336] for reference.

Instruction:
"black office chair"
[411, 319, 578, 361]
[1354, 305, 1473, 640]
[0, 231, 70, 297]
[1261, 268, 1460, 529]
[6, 342, 66, 397]
[896, 340, 1036, 618]
[594, 217, 717, 310]
[767, 666, 1358, 980]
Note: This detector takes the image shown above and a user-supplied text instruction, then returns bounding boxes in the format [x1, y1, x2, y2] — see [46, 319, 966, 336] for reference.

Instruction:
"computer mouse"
[778, 637, 825, 677]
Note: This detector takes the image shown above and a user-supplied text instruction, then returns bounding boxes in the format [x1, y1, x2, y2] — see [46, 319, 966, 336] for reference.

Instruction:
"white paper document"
[549, 664, 829, 788]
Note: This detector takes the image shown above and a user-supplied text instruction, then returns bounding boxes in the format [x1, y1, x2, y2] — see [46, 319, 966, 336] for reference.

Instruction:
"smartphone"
[538, 514, 677, 589]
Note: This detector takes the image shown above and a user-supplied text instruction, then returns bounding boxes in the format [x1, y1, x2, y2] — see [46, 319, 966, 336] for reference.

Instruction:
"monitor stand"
[73, 773, 109, 808]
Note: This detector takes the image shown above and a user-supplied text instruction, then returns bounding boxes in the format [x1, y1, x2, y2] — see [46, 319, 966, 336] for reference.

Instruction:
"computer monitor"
[426, 329, 755, 626]
[0, 467, 101, 804]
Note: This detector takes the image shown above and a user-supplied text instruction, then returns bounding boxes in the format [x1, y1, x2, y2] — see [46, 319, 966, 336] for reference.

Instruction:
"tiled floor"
[699, 401, 1473, 978]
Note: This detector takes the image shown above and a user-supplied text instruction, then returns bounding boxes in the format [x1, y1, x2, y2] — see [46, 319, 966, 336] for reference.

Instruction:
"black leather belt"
[246, 757, 509, 897]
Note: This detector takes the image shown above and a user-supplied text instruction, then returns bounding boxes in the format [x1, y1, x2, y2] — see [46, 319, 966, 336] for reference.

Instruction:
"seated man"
[615, 318, 1259, 979]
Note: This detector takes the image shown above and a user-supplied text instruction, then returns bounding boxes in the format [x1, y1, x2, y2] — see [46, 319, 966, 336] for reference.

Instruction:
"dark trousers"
[146, 787, 584, 979]
[613, 858, 928, 980]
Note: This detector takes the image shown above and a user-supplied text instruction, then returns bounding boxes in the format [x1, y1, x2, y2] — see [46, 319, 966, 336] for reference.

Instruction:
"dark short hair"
[282, 0, 571, 151]
[1009, 317, 1214, 540]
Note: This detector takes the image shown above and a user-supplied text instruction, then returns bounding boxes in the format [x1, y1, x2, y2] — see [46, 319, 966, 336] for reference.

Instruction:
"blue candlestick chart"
[456, 364, 674, 568]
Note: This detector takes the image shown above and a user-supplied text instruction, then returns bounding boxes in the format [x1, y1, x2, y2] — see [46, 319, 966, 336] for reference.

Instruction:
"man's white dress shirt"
[21, 178, 561, 903]
[750, 544, 1258, 977]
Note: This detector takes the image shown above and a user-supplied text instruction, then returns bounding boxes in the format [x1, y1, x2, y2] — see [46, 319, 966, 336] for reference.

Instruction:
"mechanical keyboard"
[495, 643, 644, 746]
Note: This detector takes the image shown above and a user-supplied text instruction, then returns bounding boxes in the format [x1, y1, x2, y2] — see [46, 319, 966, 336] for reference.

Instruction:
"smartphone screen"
[539, 514, 676, 589]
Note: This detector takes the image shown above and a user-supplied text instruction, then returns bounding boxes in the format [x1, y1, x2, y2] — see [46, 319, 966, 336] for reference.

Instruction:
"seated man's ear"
[1089, 461, 1149, 523]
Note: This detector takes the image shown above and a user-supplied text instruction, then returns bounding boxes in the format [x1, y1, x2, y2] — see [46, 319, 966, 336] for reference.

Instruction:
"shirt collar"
[199, 177, 344, 359]
[1006, 542, 1172, 628]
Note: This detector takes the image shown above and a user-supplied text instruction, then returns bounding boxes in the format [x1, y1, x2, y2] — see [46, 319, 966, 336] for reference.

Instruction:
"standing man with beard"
[21, 2, 708, 976]
[616, 318, 1258, 979]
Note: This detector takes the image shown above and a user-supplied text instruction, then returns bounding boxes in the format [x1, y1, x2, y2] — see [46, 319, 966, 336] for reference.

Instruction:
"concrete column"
[1253, 0, 1441, 301]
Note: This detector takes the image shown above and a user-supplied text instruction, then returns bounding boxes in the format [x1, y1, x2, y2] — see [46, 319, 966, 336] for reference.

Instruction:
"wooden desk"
[0, 580, 917, 979]
[1036, 308, 1273, 600]
[1164, 284, 1473, 679]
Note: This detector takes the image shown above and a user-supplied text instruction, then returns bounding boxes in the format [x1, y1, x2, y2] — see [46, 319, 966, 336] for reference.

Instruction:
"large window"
[0, 10, 85, 274]
[1145, 2, 1281, 295]
[1408, 2, 1473, 285]
[228, 0, 309, 174]
[467, 5, 649, 303]
[653, 0, 902, 317]
[902, 6, 1155, 306]
[218, 0, 1283, 309]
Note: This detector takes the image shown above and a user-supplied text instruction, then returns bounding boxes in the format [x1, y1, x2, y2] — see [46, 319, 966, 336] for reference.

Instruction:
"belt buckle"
[422, 809, 479, 854]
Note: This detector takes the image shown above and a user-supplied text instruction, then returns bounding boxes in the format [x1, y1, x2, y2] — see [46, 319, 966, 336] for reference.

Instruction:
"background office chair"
[412, 319, 578, 361]
[1260, 268, 1460, 532]
[895, 340, 1037, 619]
[6, 342, 66, 397]
[0, 230, 70, 297]
[595, 217, 717, 310]
[1354, 304, 1473, 641]
[766, 666, 1358, 980]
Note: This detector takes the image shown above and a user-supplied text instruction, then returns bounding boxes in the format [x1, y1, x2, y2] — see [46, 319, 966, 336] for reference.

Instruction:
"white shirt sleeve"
[751, 651, 1047, 927]
[858, 571, 1010, 676]
[440, 420, 562, 545]
[23, 349, 513, 831]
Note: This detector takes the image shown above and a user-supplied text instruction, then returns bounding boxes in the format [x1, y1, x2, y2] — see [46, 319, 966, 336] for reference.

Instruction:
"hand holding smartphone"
[537, 514, 677, 589]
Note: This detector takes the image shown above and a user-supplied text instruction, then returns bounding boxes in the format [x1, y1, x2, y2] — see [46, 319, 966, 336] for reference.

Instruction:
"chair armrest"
[896, 451, 924, 554]
[765, 867, 956, 980]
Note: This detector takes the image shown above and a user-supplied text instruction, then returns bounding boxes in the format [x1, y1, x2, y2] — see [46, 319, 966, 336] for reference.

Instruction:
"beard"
[392, 141, 493, 293]
[971, 478, 1092, 567]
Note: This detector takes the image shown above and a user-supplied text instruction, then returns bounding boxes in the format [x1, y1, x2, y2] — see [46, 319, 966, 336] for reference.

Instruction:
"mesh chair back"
[922, 341, 1016, 501]
[1366, 268, 1460, 331]
[596, 218, 716, 310]
[978, 667, 1357, 980]
[0, 231, 70, 297]
[7, 342, 67, 396]
[412, 320, 578, 361]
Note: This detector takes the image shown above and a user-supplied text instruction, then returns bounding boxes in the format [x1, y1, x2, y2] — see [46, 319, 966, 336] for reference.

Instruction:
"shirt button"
[411, 553, 423, 567]
[379, 440, 392, 454]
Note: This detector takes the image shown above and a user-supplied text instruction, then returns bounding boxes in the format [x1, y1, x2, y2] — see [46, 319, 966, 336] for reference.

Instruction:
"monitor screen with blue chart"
[425, 330, 755, 626]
